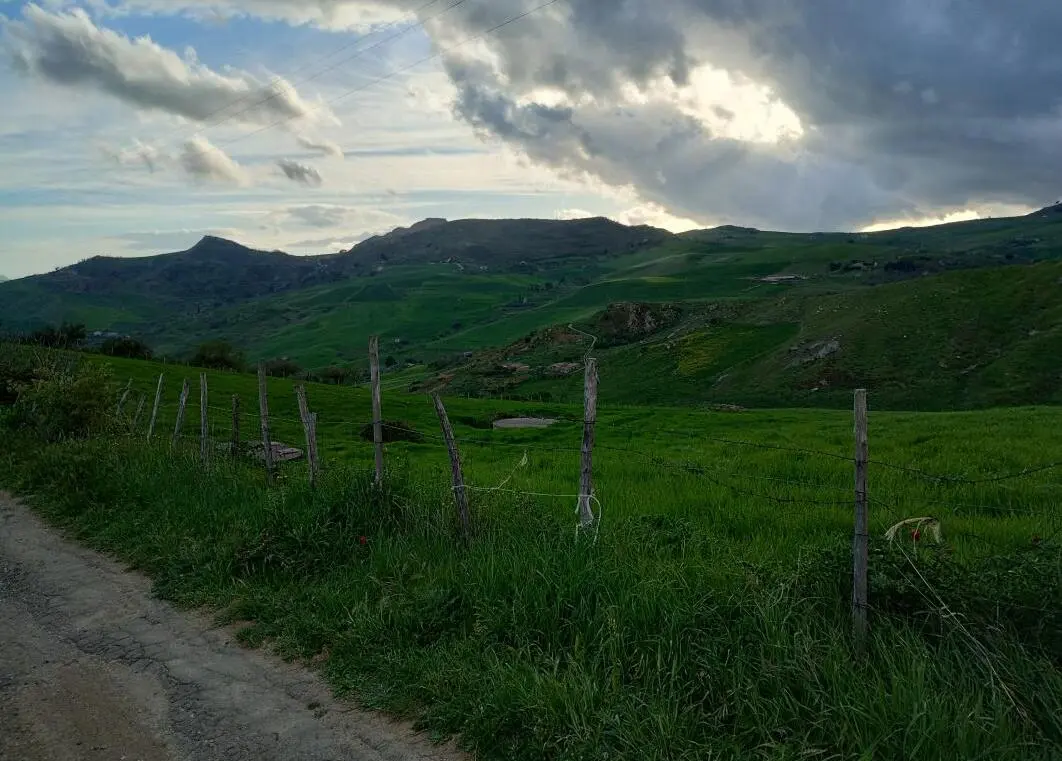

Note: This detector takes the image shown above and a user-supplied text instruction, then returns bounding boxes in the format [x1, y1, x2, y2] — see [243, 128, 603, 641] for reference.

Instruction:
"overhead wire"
[220, 0, 566, 146]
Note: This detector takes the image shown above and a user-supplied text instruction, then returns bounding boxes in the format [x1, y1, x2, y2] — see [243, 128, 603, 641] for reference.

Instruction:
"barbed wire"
[868, 458, 1062, 485]
[137, 383, 1062, 491]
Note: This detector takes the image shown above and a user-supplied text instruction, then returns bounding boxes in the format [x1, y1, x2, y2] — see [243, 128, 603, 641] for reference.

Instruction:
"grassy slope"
[431, 259, 1062, 411]
[96, 353, 1062, 561]
[3, 351, 1060, 760]
[7, 207, 1062, 407]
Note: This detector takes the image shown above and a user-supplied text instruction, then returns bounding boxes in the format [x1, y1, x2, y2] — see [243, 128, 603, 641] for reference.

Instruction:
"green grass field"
[2, 349, 1061, 760]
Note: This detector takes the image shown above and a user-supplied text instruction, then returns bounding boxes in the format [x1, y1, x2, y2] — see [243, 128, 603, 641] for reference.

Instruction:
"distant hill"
[5, 206, 1062, 412]
[25, 236, 337, 304]
[342, 217, 673, 268]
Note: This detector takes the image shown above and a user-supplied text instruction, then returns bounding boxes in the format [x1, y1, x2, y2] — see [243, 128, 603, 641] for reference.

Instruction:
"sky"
[1, 1, 1058, 278]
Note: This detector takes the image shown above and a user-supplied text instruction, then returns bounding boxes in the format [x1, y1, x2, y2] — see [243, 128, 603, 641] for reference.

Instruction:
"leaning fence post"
[432, 393, 471, 541]
[199, 372, 209, 466]
[116, 378, 132, 416]
[258, 363, 275, 485]
[172, 378, 189, 446]
[147, 373, 164, 441]
[231, 394, 241, 459]
[295, 385, 319, 488]
[369, 335, 385, 484]
[853, 388, 870, 650]
[132, 393, 146, 433]
[577, 358, 599, 529]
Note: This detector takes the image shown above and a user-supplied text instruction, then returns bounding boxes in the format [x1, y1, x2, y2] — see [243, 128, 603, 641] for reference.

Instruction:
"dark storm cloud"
[87, 0, 1062, 228]
[433, 0, 1062, 229]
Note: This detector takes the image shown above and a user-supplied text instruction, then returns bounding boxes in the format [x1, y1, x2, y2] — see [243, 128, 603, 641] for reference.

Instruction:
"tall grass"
[2, 434, 1060, 760]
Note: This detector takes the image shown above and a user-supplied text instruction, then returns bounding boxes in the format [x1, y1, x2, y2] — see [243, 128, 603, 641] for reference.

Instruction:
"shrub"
[190, 340, 245, 371]
[5, 355, 117, 441]
[262, 357, 303, 378]
[316, 365, 354, 385]
[100, 336, 153, 360]
[0, 343, 39, 405]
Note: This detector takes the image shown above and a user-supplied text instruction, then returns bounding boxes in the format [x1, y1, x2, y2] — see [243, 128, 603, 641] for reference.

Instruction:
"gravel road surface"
[0, 493, 467, 761]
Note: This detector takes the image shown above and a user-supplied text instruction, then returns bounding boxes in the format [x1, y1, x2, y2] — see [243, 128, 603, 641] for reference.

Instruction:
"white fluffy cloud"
[277, 158, 324, 186]
[180, 136, 248, 184]
[296, 134, 345, 159]
[102, 139, 167, 172]
[3, 3, 336, 128]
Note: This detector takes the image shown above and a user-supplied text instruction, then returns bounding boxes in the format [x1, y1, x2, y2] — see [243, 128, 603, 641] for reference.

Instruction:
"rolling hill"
[4, 205, 1062, 409]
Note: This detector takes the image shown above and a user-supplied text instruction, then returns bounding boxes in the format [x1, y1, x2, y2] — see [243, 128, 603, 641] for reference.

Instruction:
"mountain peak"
[190, 234, 242, 250]
[1031, 202, 1062, 218]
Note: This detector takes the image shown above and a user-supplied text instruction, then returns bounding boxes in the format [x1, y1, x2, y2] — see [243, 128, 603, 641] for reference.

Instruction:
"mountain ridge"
[4, 205, 1062, 412]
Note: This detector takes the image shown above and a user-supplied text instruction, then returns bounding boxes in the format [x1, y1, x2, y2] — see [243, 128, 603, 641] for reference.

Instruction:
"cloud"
[85, 0, 419, 30]
[296, 134, 344, 159]
[180, 136, 248, 184]
[3, 3, 336, 127]
[101, 139, 167, 172]
[277, 159, 323, 187]
[555, 203, 702, 232]
[417, 0, 1062, 230]
[277, 204, 404, 230]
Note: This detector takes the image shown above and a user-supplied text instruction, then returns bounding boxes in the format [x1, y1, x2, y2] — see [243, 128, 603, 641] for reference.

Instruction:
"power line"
[146, 0, 456, 150]
[196, 0, 469, 138]
[221, 0, 565, 146]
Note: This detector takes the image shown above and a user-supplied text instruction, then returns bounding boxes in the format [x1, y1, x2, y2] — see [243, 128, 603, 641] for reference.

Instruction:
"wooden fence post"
[295, 385, 319, 488]
[173, 378, 189, 445]
[147, 373, 164, 441]
[577, 358, 599, 529]
[432, 393, 471, 541]
[309, 412, 320, 486]
[258, 363, 275, 484]
[116, 378, 132, 416]
[853, 388, 870, 649]
[199, 373, 209, 466]
[369, 335, 385, 484]
[132, 394, 146, 432]
[231, 394, 241, 459]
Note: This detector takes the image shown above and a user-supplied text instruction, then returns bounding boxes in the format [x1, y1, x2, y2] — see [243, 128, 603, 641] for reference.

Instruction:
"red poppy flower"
[359, 536, 368, 545]
[911, 529, 921, 542]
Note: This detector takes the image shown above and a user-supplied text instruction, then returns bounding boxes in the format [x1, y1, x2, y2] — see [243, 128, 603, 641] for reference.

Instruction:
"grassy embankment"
[1, 350, 1060, 759]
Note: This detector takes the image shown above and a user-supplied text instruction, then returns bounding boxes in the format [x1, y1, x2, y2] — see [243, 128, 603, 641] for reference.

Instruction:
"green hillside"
[5, 206, 1062, 409]
[416, 260, 1062, 411]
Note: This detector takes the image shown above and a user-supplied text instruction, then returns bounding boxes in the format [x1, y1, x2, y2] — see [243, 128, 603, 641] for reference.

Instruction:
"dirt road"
[0, 494, 468, 761]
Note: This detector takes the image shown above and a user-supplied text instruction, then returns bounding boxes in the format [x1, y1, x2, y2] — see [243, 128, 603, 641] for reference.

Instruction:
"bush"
[190, 340, 245, 371]
[262, 358, 303, 378]
[5, 355, 117, 441]
[100, 336, 153, 360]
[315, 365, 355, 385]
[0, 343, 39, 405]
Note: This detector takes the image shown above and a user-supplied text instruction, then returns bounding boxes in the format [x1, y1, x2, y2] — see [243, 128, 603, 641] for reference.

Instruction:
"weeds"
[1, 434, 1060, 760]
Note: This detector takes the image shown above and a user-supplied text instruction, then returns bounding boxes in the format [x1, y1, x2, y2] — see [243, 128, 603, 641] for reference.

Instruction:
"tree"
[100, 336, 153, 360]
[190, 340, 245, 371]
[318, 365, 354, 385]
[263, 357, 302, 378]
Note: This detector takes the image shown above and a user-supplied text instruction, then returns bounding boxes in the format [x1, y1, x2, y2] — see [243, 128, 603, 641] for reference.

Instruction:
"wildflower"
[911, 529, 921, 542]
[359, 536, 368, 545]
